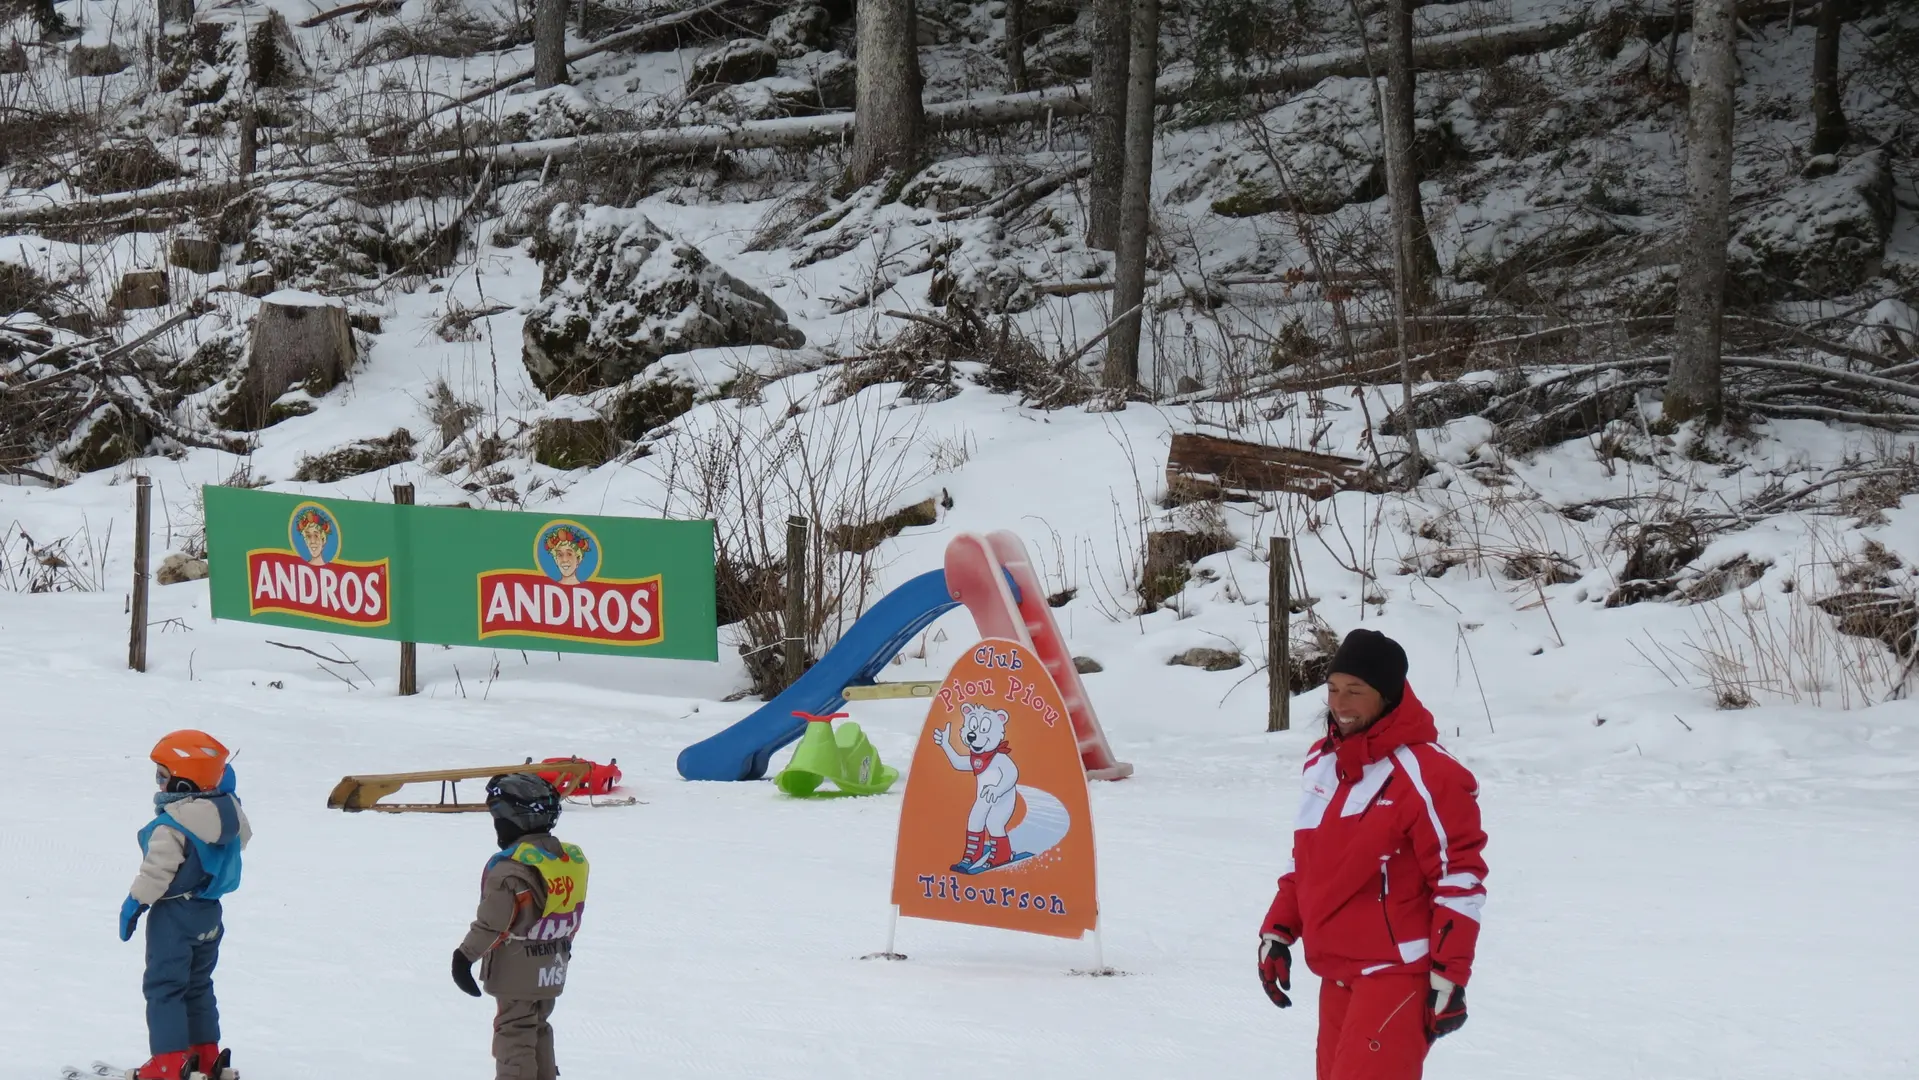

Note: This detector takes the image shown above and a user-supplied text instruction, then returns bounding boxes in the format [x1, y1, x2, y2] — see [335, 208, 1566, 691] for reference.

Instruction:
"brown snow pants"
[492, 997, 558, 1080]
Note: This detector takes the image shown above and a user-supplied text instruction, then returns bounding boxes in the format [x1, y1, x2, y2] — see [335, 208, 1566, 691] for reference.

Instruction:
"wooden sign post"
[129, 475, 151, 673]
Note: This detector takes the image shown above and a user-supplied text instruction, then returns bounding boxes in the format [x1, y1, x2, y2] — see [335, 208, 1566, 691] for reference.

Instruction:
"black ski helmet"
[486, 772, 561, 835]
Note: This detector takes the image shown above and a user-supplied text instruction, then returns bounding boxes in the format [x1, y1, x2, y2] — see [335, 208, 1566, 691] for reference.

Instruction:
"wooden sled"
[327, 761, 592, 813]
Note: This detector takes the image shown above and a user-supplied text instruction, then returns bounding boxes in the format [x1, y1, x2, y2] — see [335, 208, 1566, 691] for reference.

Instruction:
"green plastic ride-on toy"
[775, 711, 900, 797]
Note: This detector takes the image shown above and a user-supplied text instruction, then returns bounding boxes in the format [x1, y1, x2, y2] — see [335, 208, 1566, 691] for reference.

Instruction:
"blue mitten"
[118, 897, 147, 942]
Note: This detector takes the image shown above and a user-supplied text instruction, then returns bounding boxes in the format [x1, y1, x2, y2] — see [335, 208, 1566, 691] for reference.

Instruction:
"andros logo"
[477, 520, 664, 646]
[246, 502, 391, 626]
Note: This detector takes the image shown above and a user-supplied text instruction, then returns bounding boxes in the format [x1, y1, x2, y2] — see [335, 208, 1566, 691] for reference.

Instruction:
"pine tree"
[851, 0, 926, 188]
[1666, 0, 1738, 425]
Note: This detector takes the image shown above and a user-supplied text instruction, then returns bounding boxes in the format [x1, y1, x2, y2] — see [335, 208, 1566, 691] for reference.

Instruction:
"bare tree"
[1006, 0, 1028, 93]
[535, 0, 570, 87]
[1667, 0, 1738, 424]
[157, 0, 194, 86]
[1380, 0, 1440, 309]
[1086, 0, 1131, 250]
[851, 0, 926, 188]
[1104, 0, 1159, 393]
[1811, 0, 1849, 156]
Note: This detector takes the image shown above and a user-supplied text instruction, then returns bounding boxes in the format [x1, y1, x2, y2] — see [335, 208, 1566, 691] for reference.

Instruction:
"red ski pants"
[1315, 974, 1431, 1080]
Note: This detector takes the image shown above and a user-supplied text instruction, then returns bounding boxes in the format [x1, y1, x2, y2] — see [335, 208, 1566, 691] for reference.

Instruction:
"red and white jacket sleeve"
[1263, 859, 1302, 942]
[1260, 750, 1317, 942]
[1400, 746, 1488, 985]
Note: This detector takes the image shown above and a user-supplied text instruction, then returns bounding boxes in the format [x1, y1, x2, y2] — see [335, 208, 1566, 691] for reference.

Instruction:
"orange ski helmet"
[151, 729, 230, 792]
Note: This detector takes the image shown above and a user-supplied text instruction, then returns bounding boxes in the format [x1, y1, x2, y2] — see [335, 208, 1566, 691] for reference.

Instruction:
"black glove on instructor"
[451, 948, 482, 997]
[1426, 975, 1467, 1041]
[1257, 933, 1293, 1008]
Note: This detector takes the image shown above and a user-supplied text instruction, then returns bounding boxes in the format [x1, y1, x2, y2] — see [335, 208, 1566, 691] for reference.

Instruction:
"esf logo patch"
[477, 520, 664, 646]
[247, 502, 391, 626]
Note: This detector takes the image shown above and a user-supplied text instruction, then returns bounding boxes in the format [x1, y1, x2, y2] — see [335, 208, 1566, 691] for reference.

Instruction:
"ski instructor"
[1257, 629, 1488, 1079]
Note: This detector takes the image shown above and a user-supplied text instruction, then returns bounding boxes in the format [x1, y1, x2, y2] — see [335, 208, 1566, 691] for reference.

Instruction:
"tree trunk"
[223, 294, 356, 431]
[1666, 0, 1737, 425]
[1810, 0, 1848, 156]
[1086, 0, 1131, 250]
[534, 0, 570, 88]
[850, 0, 925, 188]
[1005, 0, 1028, 93]
[237, 106, 259, 176]
[1104, 0, 1159, 394]
[156, 0, 194, 89]
[1381, 0, 1440, 310]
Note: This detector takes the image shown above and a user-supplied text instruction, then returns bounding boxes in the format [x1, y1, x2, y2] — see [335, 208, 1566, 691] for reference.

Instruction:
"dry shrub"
[350, 2, 518, 67]
[0, 518, 113, 593]
[71, 139, 184, 195]
[639, 388, 941, 698]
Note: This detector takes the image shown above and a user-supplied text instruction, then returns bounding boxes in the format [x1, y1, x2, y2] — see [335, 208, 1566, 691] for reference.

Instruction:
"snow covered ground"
[4, 306, 1918, 1078]
[5, 5, 1919, 1074]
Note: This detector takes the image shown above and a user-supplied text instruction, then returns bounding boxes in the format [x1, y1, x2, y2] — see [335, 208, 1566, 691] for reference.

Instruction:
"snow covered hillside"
[5, 0, 1919, 1077]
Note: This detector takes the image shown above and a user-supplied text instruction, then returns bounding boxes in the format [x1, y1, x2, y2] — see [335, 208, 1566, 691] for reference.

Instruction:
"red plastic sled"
[535, 756, 623, 796]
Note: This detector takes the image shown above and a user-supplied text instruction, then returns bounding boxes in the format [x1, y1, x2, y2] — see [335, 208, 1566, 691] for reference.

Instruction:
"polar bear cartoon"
[932, 702, 1028, 873]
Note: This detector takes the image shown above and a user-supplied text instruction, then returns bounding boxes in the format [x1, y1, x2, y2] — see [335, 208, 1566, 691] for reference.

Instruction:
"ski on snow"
[61, 1055, 236, 1080]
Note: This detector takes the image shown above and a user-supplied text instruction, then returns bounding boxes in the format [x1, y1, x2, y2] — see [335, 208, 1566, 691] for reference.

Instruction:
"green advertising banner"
[204, 487, 718, 661]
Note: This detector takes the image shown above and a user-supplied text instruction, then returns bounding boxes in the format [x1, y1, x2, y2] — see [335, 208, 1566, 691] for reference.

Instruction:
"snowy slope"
[4, 2, 1919, 1076]
[4, 288, 1919, 1077]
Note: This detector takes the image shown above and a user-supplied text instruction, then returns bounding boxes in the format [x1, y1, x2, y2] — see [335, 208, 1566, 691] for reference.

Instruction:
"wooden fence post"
[394, 483, 417, 696]
[785, 514, 808, 686]
[129, 475, 151, 673]
[1268, 536, 1291, 732]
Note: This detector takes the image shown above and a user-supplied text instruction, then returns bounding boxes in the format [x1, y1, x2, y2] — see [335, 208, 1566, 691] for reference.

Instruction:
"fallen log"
[370, 0, 767, 141]
[297, 0, 403, 28]
[1166, 432, 1381, 501]
[0, 14, 1591, 229]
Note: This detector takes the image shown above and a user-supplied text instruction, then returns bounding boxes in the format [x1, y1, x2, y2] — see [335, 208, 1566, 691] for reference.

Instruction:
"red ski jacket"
[1263, 684, 1488, 986]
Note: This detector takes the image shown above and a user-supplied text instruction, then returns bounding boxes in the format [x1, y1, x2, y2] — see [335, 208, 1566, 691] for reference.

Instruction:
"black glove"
[1257, 934, 1293, 1008]
[1426, 975, 1466, 1041]
[451, 949, 482, 997]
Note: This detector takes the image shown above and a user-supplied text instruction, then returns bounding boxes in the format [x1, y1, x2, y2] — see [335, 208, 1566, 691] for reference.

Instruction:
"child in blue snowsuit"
[120, 730, 251, 1080]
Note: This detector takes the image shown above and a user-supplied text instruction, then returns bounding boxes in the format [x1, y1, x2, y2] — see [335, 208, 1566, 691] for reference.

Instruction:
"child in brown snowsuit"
[451, 774, 589, 1080]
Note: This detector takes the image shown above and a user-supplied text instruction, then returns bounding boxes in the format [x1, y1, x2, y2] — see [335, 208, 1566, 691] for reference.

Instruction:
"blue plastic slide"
[676, 568, 1020, 781]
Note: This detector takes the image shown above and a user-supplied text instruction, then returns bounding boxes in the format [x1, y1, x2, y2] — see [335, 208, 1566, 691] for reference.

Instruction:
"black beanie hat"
[1328, 629, 1408, 708]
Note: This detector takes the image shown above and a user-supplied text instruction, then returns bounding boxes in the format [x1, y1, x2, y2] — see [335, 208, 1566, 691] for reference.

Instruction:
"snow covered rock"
[67, 42, 128, 77]
[532, 417, 617, 471]
[156, 554, 211, 586]
[1166, 78, 1382, 217]
[111, 270, 170, 311]
[170, 234, 222, 275]
[799, 51, 857, 110]
[239, 182, 390, 290]
[522, 206, 804, 397]
[1728, 151, 1895, 302]
[765, 5, 832, 57]
[692, 39, 779, 88]
[292, 429, 417, 483]
[1169, 647, 1244, 672]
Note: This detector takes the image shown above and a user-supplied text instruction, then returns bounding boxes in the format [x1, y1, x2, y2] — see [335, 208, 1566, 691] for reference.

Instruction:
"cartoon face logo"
[288, 503, 340, 566]
[534, 522, 601, 586]
[960, 702, 1010, 753]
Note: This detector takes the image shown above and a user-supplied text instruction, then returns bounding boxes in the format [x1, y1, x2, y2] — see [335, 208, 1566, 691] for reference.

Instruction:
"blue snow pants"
[143, 897, 224, 1054]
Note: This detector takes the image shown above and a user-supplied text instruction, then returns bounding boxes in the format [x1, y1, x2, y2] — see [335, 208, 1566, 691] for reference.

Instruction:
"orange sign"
[890, 638, 1097, 939]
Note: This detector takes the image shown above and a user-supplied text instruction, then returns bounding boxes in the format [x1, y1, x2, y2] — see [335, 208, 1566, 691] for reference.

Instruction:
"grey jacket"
[130, 793, 253, 905]
[458, 834, 585, 1000]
